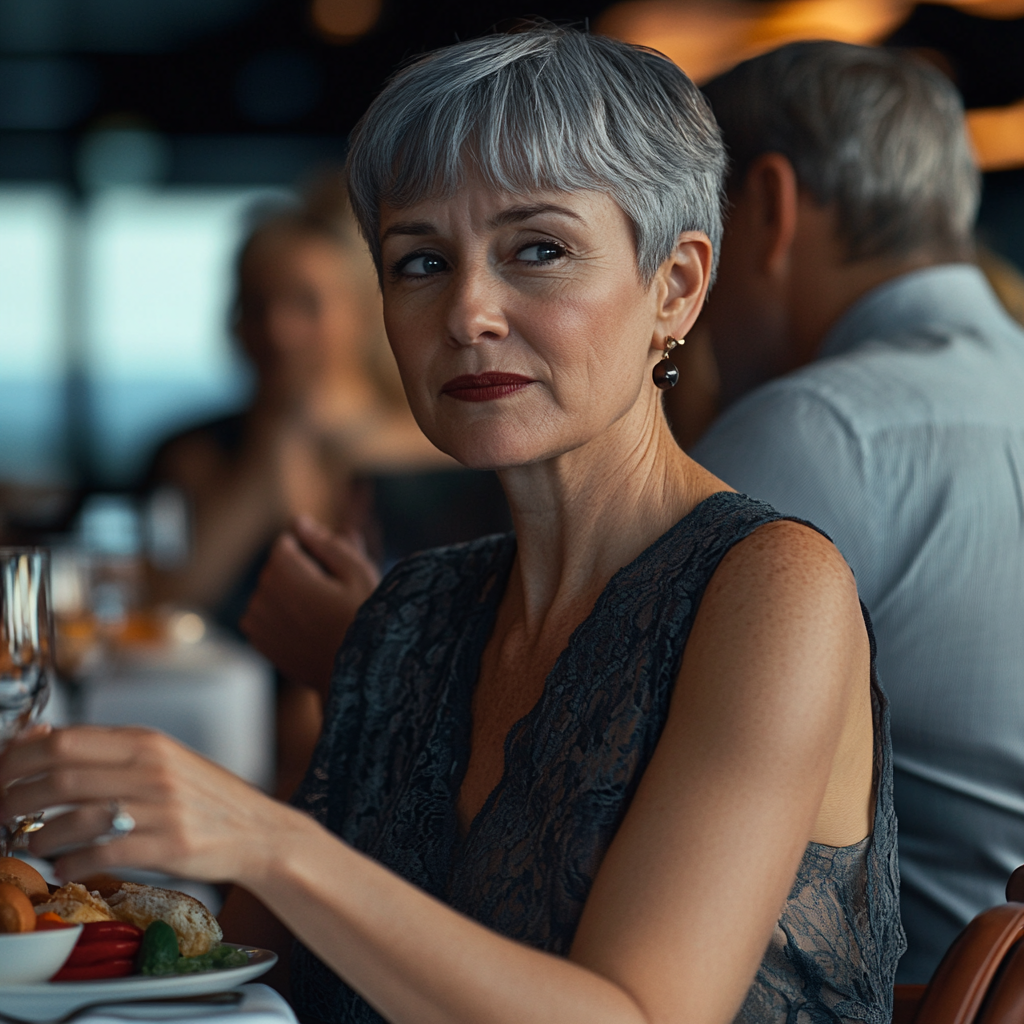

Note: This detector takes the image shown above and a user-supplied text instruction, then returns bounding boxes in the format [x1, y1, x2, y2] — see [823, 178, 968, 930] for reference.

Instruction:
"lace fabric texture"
[291, 491, 905, 1024]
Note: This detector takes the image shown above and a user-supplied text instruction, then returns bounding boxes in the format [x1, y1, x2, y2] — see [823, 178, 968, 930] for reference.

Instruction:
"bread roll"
[106, 883, 222, 957]
[0, 881, 36, 933]
[38, 882, 116, 923]
[0, 858, 50, 903]
[74, 874, 125, 900]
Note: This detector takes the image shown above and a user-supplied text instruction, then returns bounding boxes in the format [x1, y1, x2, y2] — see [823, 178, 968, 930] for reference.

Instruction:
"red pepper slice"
[51, 959, 135, 982]
[65, 939, 142, 967]
[80, 921, 144, 943]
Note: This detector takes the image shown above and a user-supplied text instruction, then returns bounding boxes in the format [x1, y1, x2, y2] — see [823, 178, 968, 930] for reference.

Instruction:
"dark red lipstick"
[440, 372, 536, 402]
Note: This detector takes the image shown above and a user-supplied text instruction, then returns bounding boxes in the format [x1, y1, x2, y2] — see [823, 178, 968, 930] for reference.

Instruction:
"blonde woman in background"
[147, 174, 453, 794]
[149, 174, 449, 613]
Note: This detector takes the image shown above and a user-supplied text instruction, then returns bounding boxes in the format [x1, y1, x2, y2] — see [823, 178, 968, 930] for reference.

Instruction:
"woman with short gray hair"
[0, 25, 901, 1024]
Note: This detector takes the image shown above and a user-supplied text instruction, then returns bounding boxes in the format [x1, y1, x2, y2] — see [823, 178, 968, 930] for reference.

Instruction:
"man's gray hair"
[703, 41, 979, 262]
[346, 24, 726, 284]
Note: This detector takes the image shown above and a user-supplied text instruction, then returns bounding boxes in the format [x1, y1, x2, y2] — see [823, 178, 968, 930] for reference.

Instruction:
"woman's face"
[236, 230, 370, 397]
[379, 180, 704, 470]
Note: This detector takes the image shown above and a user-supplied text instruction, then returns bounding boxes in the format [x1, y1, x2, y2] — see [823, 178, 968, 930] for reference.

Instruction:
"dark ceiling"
[4, 1, 1024, 131]
[0, 0, 1022, 187]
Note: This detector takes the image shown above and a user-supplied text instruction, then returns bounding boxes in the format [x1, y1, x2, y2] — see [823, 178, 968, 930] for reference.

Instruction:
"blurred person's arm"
[147, 413, 341, 611]
[240, 516, 381, 701]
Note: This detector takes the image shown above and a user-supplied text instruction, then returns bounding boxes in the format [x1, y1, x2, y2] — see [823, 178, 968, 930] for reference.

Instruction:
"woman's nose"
[443, 265, 509, 348]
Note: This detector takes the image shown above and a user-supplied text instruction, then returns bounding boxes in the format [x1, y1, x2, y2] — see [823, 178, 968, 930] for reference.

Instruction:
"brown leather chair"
[893, 868, 1024, 1024]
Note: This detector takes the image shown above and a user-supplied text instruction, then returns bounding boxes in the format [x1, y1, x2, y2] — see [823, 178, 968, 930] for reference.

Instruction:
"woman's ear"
[656, 231, 714, 343]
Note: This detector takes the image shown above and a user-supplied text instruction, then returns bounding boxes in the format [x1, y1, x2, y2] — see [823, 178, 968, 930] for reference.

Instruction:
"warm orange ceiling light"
[598, 0, 1024, 84]
[597, 0, 752, 82]
[598, 0, 1024, 170]
[597, 0, 908, 83]
[968, 101, 1024, 171]
[745, 0, 906, 48]
[311, 0, 382, 42]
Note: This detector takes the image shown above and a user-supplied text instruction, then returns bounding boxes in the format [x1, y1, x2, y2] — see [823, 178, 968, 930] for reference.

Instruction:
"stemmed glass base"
[0, 815, 45, 857]
[0, 699, 49, 857]
[1, 546, 55, 858]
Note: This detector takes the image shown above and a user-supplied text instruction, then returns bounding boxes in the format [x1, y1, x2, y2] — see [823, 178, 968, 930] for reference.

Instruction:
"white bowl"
[0, 925, 83, 985]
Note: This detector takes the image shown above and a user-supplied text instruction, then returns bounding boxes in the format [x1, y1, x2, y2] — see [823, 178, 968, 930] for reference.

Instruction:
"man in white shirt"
[691, 41, 1024, 982]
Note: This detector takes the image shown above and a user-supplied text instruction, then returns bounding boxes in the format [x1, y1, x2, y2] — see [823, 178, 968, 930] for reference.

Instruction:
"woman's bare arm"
[240, 518, 380, 699]
[569, 520, 873, 1024]
[148, 415, 345, 611]
[147, 426, 288, 609]
[0, 522, 870, 1024]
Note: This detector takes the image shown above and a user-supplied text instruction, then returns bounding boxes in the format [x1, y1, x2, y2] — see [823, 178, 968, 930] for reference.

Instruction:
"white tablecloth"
[54, 984, 293, 1024]
[73, 638, 275, 792]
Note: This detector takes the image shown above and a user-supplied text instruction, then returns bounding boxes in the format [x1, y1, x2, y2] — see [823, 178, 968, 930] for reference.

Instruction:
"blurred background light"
[311, 0, 383, 42]
[77, 127, 171, 191]
[968, 100, 1024, 172]
[596, 0, 1024, 172]
[0, 0, 267, 54]
[743, 0, 905, 46]
[596, 0, 1023, 85]
[0, 188, 68, 482]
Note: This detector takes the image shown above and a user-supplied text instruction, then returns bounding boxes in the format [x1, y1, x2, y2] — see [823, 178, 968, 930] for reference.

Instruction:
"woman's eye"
[399, 253, 448, 277]
[517, 241, 565, 264]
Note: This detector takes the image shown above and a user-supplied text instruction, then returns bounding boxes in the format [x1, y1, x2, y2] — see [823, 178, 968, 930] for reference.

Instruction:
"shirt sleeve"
[689, 381, 882, 605]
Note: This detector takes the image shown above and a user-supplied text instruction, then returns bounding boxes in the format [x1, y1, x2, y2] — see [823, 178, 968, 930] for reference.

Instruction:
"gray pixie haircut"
[345, 24, 726, 284]
[703, 41, 979, 262]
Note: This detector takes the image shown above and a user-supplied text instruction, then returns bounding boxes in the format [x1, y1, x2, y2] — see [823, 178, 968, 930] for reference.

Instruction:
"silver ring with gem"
[97, 800, 136, 844]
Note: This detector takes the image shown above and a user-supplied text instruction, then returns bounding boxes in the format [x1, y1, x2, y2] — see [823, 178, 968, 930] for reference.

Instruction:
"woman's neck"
[496, 400, 723, 635]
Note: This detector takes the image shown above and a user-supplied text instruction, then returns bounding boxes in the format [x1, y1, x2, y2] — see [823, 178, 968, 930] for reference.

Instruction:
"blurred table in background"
[47, 613, 275, 793]
[75, 636, 275, 791]
[43, 523, 277, 793]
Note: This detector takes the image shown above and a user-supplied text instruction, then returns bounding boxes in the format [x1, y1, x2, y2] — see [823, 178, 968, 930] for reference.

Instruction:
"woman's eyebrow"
[489, 204, 583, 227]
[381, 220, 436, 243]
[380, 204, 582, 243]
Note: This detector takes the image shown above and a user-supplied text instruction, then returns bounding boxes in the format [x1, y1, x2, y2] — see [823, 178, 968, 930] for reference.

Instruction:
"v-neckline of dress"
[451, 489, 738, 846]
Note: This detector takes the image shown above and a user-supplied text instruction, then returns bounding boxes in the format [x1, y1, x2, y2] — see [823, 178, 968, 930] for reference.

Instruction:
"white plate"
[0, 945, 277, 1022]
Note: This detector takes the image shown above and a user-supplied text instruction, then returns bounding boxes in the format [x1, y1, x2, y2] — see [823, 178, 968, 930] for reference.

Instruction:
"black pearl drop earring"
[652, 336, 683, 390]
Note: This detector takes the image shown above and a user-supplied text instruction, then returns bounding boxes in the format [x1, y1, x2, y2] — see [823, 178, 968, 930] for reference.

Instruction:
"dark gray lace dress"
[291, 491, 905, 1024]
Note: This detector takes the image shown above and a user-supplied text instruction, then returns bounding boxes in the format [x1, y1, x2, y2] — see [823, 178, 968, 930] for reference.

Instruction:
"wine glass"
[0, 547, 55, 855]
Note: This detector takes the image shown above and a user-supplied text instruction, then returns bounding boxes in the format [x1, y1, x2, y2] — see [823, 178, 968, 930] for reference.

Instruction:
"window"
[0, 186, 282, 485]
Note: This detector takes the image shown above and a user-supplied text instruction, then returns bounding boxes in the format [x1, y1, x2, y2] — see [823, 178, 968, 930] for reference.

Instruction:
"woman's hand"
[0, 726, 294, 884]
[241, 517, 381, 699]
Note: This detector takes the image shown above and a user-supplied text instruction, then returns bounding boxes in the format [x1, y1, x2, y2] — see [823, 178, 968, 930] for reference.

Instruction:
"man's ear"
[743, 152, 799, 276]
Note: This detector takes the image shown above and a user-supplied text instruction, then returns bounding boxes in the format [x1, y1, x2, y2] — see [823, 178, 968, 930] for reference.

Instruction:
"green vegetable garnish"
[173, 944, 250, 973]
[137, 921, 180, 976]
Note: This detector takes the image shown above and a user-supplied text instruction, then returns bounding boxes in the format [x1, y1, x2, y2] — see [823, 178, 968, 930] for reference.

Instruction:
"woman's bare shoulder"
[683, 515, 868, 712]
[714, 517, 857, 605]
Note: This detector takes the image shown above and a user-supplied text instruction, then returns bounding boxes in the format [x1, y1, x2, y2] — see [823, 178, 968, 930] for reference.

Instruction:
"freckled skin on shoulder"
[683, 519, 874, 848]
